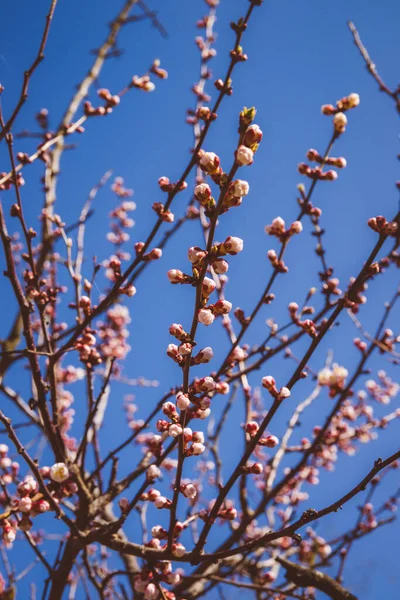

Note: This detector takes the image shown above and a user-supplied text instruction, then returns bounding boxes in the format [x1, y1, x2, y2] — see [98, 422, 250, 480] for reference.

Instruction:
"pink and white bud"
[333, 112, 347, 132]
[262, 434, 279, 448]
[147, 465, 161, 481]
[188, 246, 207, 264]
[245, 421, 260, 437]
[222, 236, 243, 255]
[144, 583, 159, 600]
[231, 179, 250, 197]
[169, 424, 183, 438]
[196, 346, 214, 363]
[236, 145, 254, 166]
[211, 299, 232, 315]
[154, 495, 170, 509]
[194, 183, 212, 201]
[278, 387, 291, 400]
[178, 342, 193, 356]
[347, 93, 360, 108]
[290, 221, 303, 234]
[262, 376, 276, 390]
[243, 124, 263, 146]
[202, 277, 216, 296]
[198, 308, 215, 326]
[176, 393, 190, 410]
[18, 496, 33, 513]
[50, 462, 69, 483]
[181, 483, 197, 499]
[212, 258, 229, 274]
[194, 376, 216, 392]
[199, 151, 221, 174]
[162, 401, 178, 418]
[172, 542, 186, 557]
[192, 431, 205, 444]
[167, 269, 185, 284]
[190, 442, 206, 455]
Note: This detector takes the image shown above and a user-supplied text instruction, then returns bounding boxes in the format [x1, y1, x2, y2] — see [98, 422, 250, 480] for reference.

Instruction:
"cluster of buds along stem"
[150, 58, 168, 80]
[288, 302, 318, 338]
[97, 88, 120, 112]
[74, 328, 102, 367]
[267, 248, 288, 273]
[368, 216, 398, 236]
[318, 364, 348, 397]
[153, 200, 175, 223]
[262, 375, 291, 401]
[321, 92, 360, 134]
[265, 216, 303, 241]
[131, 74, 156, 92]
[245, 421, 279, 447]
[158, 176, 188, 194]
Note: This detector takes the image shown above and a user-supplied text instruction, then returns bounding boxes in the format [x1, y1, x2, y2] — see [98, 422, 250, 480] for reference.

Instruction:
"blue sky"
[0, 0, 399, 598]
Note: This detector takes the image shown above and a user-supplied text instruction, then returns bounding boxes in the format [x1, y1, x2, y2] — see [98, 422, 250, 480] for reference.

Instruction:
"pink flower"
[50, 462, 69, 483]
[236, 145, 254, 166]
[278, 387, 291, 400]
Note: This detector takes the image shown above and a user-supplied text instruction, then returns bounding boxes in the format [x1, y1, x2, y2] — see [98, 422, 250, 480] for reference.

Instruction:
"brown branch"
[0, 0, 58, 141]
[276, 557, 358, 600]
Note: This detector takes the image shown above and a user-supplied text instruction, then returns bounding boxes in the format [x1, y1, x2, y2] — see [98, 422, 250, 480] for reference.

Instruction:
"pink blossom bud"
[325, 170, 338, 181]
[231, 179, 250, 197]
[178, 342, 193, 356]
[154, 495, 169, 509]
[196, 346, 214, 363]
[144, 583, 159, 600]
[262, 434, 279, 448]
[198, 308, 215, 326]
[35, 499, 50, 513]
[172, 543, 186, 557]
[162, 401, 177, 417]
[321, 104, 336, 115]
[236, 145, 254, 166]
[213, 258, 229, 274]
[190, 442, 206, 455]
[278, 387, 291, 400]
[19, 497, 33, 513]
[192, 431, 205, 444]
[262, 376, 276, 390]
[333, 112, 347, 132]
[0, 444, 9, 454]
[176, 393, 190, 410]
[147, 465, 161, 480]
[181, 483, 197, 499]
[243, 124, 263, 146]
[222, 236, 243, 255]
[169, 424, 183, 438]
[167, 269, 184, 283]
[202, 277, 216, 296]
[50, 462, 69, 483]
[290, 221, 303, 234]
[188, 246, 207, 264]
[199, 151, 221, 174]
[194, 183, 212, 201]
[245, 421, 259, 437]
[211, 299, 232, 315]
